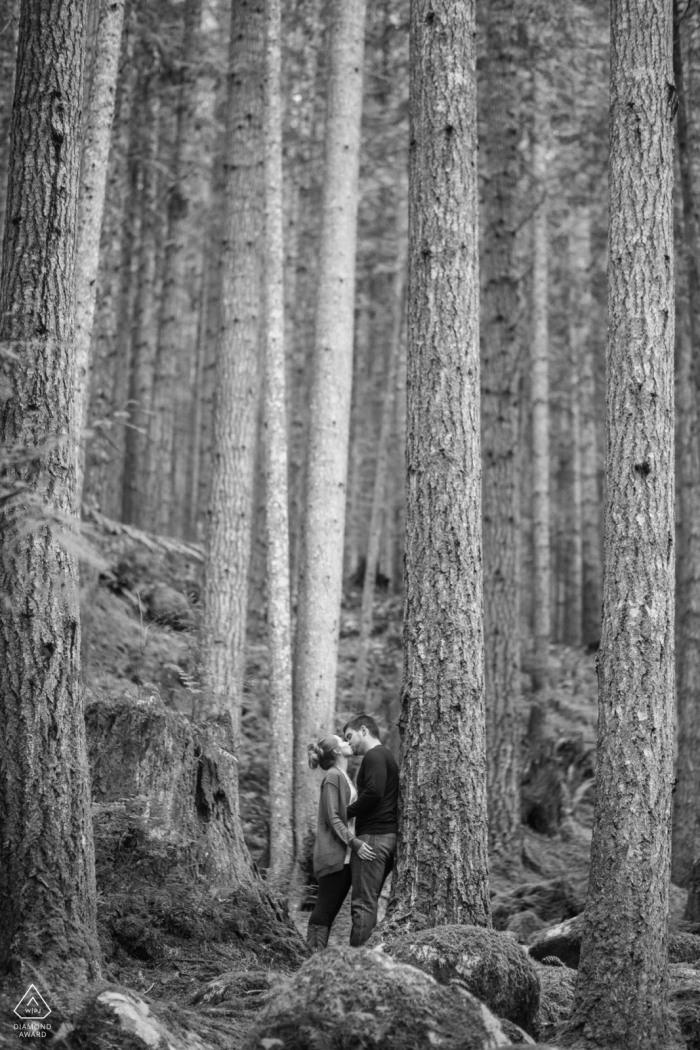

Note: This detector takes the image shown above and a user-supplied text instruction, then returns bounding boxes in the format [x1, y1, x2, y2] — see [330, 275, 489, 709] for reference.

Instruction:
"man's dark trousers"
[349, 832, 396, 946]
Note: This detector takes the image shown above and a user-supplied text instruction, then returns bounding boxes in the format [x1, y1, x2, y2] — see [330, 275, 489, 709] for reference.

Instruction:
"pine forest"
[1, 0, 699, 1048]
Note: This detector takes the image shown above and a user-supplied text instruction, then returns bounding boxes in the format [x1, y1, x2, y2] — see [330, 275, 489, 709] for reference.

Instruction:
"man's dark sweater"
[346, 745, 399, 835]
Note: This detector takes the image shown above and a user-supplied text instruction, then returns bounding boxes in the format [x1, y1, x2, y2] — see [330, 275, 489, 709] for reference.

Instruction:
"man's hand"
[357, 841, 376, 861]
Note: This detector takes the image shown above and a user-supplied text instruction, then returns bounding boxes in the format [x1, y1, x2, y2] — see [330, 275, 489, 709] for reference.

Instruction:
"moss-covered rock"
[389, 925, 540, 1037]
[65, 989, 212, 1050]
[244, 946, 512, 1050]
[669, 962, 700, 1050]
[669, 932, 700, 965]
[534, 964, 575, 1043]
[491, 879, 582, 932]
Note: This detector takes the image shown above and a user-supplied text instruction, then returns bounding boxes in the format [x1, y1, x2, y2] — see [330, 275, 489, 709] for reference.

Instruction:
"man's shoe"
[306, 924, 330, 952]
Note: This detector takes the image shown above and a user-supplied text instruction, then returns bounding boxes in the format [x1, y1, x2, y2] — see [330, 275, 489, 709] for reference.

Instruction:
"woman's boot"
[306, 924, 330, 952]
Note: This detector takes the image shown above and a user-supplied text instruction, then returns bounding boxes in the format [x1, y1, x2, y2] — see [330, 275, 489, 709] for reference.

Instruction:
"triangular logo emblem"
[14, 984, 51, 1020]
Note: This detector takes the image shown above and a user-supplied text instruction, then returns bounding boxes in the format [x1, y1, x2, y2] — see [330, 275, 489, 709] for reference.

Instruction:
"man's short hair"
[343, 713, 380, 739]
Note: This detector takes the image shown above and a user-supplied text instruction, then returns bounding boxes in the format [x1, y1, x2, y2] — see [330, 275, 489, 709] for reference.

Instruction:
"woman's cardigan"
[313, 766, 361, 878]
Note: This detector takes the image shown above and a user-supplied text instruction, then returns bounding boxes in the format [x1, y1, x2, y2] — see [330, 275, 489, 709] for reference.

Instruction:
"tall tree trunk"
[566, 221, 585, 648]
[148, 0, 204, 536]
[74, 0, 126, 501]
[574, 206, 603, 648]
[292, 0, 367, 859]
[82, 0, 136, 518]
[672, 0, 700, 892]
[530, 65, 551, 695]
[564, 1, 676, 1045]
[353, 238, 406, 705]
[264, 0, 294, 883]
[0, 0, 18, 237]
[0, 0, 101, 982]
[390, 0, 490, 929]
[479, 0, 522, 856]
[121, 53, 161, 528]
[283, 0, 324, 601]
[200, 0, 264, 730]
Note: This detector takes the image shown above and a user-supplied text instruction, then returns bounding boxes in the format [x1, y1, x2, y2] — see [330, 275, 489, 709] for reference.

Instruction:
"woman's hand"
[356, 841, 376, 861]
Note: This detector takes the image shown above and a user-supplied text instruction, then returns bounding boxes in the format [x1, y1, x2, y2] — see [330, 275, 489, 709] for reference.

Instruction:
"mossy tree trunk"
[0, 0, 101, 983]
[391, 0, 491, 929]
[563, 1, 676, 1046]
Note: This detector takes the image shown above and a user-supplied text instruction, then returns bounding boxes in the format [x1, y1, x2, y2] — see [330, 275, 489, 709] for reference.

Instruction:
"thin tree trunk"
[82, 0, 136, 518]
[0, 0, 18, 238]
[0, 0, 101, 981]
[479, 0, 522, 856]
[148, 0, 204, 535]
[672, 0, 700, 891]
[390, 0, 490, 929]
[283, 0, 324, 602]
[564, 1, 676, 1044]
[576, 205, 603, 647]
[200, 0, 264, 730]
[74, 0, 126, 501]
[264, 0, 293, 883]
[530, 65, 551, 695]
[121, 55, 160, 528]
[292, 0, 367, 859]
[353, 238, 407, 705]
[566, 221, 586, 648]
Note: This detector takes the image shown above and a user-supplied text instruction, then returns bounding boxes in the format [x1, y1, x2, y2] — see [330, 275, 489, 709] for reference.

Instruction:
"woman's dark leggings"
[308, 865, 352, 930]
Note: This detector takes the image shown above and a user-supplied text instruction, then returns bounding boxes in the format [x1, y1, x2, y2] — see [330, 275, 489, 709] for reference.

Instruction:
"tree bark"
[147, 0, 204, 536]
[121, 49, 161, 528]
[530, 65, 551, 695]
[82, 0, 136, 518]
[390, 0, 490, 929]
[0, 0, 101, 982]
[74, 0, 126, 501]
[292, 0, 367, 858]
[479, 0, 522, 856]
[0, 0, 18, 239]
[563, 1, 676, 1045]
[574, 204, 603, 647]
[672, 0, 700, 891]
[200, 0, 264, 730]
[263, 0, 294, 883]
[565, 216, 586, 649]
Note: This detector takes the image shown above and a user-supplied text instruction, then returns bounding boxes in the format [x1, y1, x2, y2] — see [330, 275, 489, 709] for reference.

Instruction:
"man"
[343, 713, 399, 946]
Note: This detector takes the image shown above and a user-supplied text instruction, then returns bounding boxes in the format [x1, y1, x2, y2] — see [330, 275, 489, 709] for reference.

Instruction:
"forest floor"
[2, 521, 688, 1048]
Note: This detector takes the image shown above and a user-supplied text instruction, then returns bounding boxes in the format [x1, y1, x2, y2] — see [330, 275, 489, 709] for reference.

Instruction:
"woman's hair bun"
[307, 741, 323, 769]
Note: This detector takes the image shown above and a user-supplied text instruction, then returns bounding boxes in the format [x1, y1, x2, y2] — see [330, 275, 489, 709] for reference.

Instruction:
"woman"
[306, 734, 375, 951]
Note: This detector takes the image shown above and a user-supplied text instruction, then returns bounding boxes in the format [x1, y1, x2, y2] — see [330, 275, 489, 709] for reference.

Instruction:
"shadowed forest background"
[0, 0, 700, 1048]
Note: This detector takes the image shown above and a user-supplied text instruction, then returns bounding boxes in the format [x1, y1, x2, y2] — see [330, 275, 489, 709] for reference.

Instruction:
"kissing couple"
[306, 713, 398, 951]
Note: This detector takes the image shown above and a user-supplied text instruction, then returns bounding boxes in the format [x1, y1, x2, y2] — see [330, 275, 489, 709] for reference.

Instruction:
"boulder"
[498, 1018, 536, 1044]
[144, 582, 196, 630]
[244, 945, 512, 1050]
[669, 962, 700, 1050]
[506, 910, 546, 944]
[534, 964, 576, 1043]
[66, 989, 212, 1050]
[528, 914, 584, 970]
[687, 859, 700, 924]
[491, 879, 582, 932]
[669, 932, 700, 965]
[389, 925, 540, 1037]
